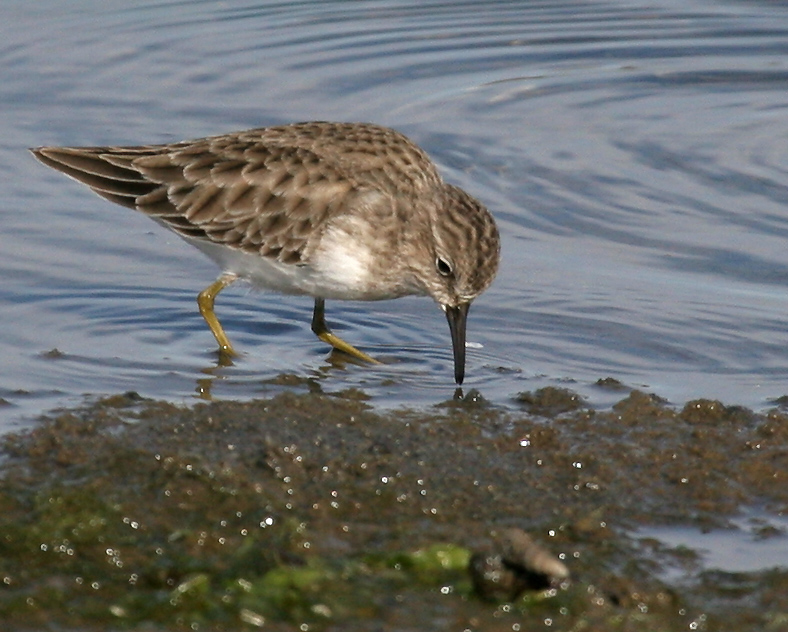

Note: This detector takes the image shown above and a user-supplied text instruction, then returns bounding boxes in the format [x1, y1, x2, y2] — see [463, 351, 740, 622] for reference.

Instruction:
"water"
[639, 511, 788, 575]
[4, 0, 788, 427]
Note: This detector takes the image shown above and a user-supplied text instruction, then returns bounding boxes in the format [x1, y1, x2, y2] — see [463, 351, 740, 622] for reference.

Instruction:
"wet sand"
[1, 379, 786, 630]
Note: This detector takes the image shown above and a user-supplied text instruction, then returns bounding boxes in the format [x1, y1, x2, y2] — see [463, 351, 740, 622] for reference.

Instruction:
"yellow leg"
[311, 298, 380, 364]
[197, 273, 238, 356]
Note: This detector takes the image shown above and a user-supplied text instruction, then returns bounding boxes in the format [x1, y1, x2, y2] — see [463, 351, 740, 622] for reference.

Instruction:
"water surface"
[4, 0, 788, 420]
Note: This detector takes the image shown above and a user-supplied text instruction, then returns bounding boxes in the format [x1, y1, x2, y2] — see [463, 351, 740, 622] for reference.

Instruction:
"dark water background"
[5, 0, 788, 423]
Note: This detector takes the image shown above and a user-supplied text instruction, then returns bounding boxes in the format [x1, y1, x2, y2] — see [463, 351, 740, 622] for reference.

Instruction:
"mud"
[0, 380, 786, 631]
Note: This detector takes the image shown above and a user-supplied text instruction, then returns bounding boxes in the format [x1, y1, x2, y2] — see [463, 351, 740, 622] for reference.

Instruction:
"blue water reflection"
[3, 0, 788, 427]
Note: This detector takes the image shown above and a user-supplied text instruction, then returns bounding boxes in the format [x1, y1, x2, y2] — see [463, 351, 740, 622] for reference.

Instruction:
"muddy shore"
[1, 378, 786, 630]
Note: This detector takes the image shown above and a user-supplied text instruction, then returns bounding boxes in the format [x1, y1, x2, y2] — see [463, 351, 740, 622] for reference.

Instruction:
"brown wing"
[32, 135, 356, 265]
[252, 122, 443, 195]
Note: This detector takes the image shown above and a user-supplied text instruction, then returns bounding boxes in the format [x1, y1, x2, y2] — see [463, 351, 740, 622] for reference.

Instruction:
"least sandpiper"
[31, 122, 500, 384]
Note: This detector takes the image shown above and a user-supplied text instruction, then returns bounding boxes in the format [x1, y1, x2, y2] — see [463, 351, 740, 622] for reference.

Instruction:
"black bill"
[444, 302, 470, 385]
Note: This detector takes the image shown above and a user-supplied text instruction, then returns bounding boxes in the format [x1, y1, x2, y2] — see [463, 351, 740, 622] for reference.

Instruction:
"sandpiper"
[31, 122, 500, 384]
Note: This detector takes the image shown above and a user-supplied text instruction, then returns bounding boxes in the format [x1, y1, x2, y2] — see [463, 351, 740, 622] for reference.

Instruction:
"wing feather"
[32, 136, 365, 265]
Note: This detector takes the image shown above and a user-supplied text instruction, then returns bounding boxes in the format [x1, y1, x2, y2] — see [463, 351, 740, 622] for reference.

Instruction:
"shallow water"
[640, 510, 788, 576]
[4, 0, 788, 419]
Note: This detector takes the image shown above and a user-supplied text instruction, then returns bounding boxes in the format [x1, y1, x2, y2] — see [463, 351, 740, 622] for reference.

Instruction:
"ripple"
[5, 0, 788, 429]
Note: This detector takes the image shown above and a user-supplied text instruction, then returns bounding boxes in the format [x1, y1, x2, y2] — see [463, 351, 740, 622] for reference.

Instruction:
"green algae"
[0, 387, 786, 630]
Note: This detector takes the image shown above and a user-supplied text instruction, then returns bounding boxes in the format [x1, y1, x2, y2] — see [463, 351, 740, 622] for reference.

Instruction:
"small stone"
[470, 528, 569, 601]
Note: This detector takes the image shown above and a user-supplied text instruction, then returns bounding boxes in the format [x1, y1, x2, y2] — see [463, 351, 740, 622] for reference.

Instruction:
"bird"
[31, 121, 500, 384]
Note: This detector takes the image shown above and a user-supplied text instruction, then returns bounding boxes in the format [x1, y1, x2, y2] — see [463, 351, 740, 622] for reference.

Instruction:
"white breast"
[310, 220, 376, 299]
[179, 225, 379, 300]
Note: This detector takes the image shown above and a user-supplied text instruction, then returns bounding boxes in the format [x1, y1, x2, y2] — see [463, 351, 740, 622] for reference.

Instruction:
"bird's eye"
[436, 257, 453, 277]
